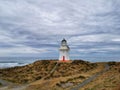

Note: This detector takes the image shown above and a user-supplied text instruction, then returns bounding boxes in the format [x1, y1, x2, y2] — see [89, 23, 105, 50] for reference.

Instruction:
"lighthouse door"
[63, 56, 65, 61]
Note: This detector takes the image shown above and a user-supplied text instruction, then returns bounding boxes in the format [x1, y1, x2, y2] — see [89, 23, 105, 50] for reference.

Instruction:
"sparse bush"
[119, 69, 120, 73]
[35, 76, 42, 80]
[0, 82, 2, 86]
[78, 75, 85, 79]
[108, 61, 116, 66]
[22, 79, 29, 83]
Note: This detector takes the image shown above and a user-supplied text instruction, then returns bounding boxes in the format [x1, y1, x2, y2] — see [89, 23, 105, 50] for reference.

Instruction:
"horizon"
[0, 56, 120, 62]
[0, 0, 120, 62]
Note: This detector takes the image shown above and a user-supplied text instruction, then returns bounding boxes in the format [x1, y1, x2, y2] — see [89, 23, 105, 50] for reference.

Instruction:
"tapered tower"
[59, 38, 70, 61]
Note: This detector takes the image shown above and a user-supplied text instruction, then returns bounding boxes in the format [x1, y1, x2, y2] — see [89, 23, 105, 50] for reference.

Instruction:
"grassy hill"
[0, 60, 119, 90]
[0, 60, 96, 84]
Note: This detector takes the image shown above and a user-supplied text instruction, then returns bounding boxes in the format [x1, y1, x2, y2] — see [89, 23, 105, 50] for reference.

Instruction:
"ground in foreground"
[0, 60, 120, 90]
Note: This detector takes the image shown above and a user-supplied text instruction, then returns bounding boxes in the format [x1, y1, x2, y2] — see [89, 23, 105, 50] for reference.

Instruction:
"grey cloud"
[0, 0, 120, 60]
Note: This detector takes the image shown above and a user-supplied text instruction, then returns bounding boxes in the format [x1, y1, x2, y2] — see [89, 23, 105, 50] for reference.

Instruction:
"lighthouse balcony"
[59, 46, 69, 50]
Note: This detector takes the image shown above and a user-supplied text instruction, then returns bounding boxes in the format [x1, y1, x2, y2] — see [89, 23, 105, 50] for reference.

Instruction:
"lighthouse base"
[59, 56, 70, 62]
[58, 60, 71, 63]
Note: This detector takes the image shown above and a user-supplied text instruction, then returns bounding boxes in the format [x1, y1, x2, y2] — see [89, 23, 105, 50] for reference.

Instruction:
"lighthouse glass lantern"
[59, 39, 70, 61]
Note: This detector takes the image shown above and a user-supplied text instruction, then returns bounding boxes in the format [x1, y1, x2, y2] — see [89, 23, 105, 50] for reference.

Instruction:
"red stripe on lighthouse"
[63, 56, 65, 61]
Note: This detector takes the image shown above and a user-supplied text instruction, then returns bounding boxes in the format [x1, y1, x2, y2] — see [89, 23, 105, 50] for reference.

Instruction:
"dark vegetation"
[0, 82, 2, 86]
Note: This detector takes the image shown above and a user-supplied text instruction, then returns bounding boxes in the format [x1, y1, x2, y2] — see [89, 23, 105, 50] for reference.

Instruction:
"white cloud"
[112, 38, 120, 42]
[69, 34, 120, 44]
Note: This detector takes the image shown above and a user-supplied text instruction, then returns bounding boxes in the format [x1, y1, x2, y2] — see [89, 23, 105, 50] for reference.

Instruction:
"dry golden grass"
[0, 60, 97, 84]
[80, 62, 120, 90]
[25, 61, 104, 90]
[1, 60, 119, 90]
[0, 60, 57, 83]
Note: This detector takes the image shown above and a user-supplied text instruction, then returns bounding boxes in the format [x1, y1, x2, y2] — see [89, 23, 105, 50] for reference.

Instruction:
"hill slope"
[0, 60, 96, 84]
[80, 62, 120, 90]
[0, 60, 119, 90]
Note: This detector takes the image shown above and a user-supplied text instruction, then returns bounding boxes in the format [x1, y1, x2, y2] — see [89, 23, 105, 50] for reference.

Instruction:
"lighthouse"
[59, 38, 70, 61]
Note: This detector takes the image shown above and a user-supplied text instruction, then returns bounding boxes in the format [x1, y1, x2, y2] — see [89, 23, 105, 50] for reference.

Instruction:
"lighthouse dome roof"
[62, 38, 67, 42]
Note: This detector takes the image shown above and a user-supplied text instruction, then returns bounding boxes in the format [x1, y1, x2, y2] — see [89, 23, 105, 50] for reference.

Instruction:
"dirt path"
[0, 79, 12, 90]
[0, 79, 12, 86]
[50, 62, 59, 74]
[71, 64, 110, 90]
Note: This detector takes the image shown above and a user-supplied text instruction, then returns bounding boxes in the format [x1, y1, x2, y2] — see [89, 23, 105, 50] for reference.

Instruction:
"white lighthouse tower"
[59, 38, 70, 61]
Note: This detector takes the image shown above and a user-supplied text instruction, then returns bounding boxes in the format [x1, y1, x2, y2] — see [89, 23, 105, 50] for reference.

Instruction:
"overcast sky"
[0, 0, 120, 61]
